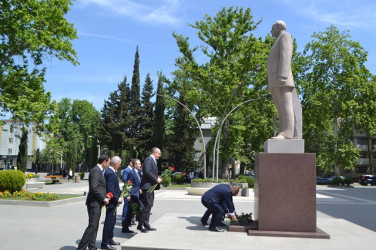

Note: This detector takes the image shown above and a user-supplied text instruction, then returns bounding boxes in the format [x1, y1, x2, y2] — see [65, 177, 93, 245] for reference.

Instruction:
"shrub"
[343, 178, 353, 186]
[0, 170, 26, 193]
[172, 174, 184, 184]
[79, 172, 85, 179]
[238, 175, 254, 188]
[330, 177, 343, 186]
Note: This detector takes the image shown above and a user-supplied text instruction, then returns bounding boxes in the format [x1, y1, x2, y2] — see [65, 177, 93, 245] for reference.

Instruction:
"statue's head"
[271, 20, 287, 38]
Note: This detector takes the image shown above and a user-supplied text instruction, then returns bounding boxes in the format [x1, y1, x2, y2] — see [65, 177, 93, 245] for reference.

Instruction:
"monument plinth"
[250, 148, 329, 238]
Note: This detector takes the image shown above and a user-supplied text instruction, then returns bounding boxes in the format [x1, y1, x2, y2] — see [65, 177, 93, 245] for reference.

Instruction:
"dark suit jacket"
[128, 169, 141, 198]
[201, 184, 235, 213]
[86, 165, 107, 208]
[140, 156, 158, 190]
[104, 167, 121, 208]
[122, 166, 132, 183]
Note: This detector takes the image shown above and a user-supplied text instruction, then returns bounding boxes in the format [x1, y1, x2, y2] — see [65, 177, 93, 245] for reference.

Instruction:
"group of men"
[77, 147, 162, 250]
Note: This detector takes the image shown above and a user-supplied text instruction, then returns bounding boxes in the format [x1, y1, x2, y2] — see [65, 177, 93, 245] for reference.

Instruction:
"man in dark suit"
[138, 147, 162, 232]
[121, 159, 133, 226]
[77, 155, 111, 250]
[101, 156, 123, 250]
[122, 158, 142, 233]
[201, 183, 239, 232]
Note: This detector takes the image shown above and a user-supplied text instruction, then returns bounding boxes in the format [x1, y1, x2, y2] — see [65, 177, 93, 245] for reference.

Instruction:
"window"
[355, 166, 367, 173]
[9, 138, 13, 143]
[357, 138, 368, 145]
[8, 148, 12, 154]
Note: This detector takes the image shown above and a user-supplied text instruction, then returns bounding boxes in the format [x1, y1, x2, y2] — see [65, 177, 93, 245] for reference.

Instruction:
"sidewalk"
[7, 180, 375, 250]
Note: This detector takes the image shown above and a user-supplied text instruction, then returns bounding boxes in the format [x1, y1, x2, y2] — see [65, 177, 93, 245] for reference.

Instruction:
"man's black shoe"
[100, 244, 116, 250]
[200, 218, 208, 226]
[122, 228, 135, 233]
[144, 225, 156, 231]
[131, 221, 136, 225]
[109, 240, 120, 245]
[209, 226, 223, 232]
[137, 225, 148, 233]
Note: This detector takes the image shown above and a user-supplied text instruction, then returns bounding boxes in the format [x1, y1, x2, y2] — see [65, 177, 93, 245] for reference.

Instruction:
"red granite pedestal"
[249, 153, 329, 239]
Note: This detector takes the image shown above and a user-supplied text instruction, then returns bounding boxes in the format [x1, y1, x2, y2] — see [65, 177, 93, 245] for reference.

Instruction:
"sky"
[44, 0, 376, 111]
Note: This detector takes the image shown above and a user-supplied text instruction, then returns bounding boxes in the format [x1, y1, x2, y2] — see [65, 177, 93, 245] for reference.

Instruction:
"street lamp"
[89, 136, 100, 159]
[143, 91, 207, 178]
[212, 94, 271, 180]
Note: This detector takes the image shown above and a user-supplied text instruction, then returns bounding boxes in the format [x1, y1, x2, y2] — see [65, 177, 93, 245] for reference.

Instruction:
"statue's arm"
[278, 32, 293, 85]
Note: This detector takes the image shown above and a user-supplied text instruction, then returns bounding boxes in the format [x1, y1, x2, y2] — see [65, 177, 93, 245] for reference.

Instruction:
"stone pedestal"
[251, 152, 328, 238]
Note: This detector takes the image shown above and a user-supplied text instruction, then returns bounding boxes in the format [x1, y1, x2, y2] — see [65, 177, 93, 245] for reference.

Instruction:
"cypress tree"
[129, 46, 142, 157]
[17, 129, 28, 171]
[153, 73, 165, 152]
[168, 93, 197, 172]
[139, 73, 154, 158]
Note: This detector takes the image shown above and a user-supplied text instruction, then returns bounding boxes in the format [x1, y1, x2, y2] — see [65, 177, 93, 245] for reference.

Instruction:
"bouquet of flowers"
[114, 180, 133, 215]
[101, 192, 113, 214]
[148, 166, 174, 193]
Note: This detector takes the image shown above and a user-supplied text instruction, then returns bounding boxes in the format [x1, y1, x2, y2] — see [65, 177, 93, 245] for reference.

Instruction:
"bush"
[330, 177, 343, 186]
[172, 174, 184, 184]
[238, 175, 255, 188]
[343, 178, 353, 186]
[79, 172, 85, 179]
[0, 170, 26, 193]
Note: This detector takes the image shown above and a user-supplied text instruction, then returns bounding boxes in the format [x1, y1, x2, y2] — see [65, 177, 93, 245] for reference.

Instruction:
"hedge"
[0, 170, 26, 193]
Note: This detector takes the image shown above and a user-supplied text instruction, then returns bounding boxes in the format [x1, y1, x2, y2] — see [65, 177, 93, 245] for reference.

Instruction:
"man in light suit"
[138, 147, 162, 232]
[101, 156, 123, 250]
[122, 158, 143, 233]
[267, 20, 302, 139]
[77, 155, 111, 250]
[201, 183, 239, 232]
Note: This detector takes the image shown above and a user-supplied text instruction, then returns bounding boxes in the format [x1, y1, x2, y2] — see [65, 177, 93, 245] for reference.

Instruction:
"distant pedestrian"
[68, 168, 73, 182]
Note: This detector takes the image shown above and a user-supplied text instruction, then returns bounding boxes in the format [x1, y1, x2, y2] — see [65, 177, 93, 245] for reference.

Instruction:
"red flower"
[128, 180, 133, 185]
[107, 192, 114, 199]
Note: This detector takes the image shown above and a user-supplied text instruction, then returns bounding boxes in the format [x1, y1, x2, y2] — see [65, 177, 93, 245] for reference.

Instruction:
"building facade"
[0, 120, 46, 170]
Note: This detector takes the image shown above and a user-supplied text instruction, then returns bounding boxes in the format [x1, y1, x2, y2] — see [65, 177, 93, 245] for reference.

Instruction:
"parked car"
[359, 175, 376, 186]
[316, 176, 330, 185]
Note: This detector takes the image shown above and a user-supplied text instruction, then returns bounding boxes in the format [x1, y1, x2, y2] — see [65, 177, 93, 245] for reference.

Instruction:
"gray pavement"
[0, 179, 375, 250]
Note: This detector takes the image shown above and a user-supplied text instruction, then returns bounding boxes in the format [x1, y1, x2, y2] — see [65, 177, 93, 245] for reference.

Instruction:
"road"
[316, 185, 376, 232]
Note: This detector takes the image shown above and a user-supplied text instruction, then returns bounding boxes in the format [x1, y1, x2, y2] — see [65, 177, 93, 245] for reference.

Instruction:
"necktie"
[102, 170, 105, 175]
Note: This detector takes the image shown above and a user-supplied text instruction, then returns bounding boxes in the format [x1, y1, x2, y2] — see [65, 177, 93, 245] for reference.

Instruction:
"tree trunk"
[367, 135, 373, 174]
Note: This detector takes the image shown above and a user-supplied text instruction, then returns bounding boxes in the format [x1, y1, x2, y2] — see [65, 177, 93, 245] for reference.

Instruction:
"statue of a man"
[267, 20, 302, 139]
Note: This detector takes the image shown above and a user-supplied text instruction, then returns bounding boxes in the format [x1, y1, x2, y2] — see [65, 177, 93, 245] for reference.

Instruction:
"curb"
[0, 195, 86, 207]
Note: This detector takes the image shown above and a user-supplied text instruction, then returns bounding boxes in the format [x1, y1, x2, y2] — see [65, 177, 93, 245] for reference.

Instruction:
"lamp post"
[60, 144, 65, 170]
[212, 94, 271, 180]
[96, 144, 100, 159]
[143, 91, 207, 178]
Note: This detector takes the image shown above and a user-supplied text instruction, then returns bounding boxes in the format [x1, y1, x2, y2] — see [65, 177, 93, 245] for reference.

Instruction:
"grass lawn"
[166, 184, 190, 188]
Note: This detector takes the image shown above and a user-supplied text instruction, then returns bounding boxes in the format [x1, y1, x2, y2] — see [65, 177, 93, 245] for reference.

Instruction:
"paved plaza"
[0, 180, 375, 250]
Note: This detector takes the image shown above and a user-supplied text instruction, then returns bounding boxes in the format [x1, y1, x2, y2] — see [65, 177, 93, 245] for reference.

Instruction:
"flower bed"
[0, 190, 58, 201]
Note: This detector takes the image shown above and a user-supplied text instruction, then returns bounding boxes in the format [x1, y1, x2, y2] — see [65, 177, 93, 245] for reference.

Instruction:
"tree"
[354, 73, 376, 174]
[172, 7, 271, 178]
[299, 25, 368, 175]
[153, 73, 165, 151]
[168, 93, 197, 172]
[129, 47, 142, 156]
[66, 138, 78, 173]
[139, 74, 154, 159]
[16, 129, 28, 171]
[0, 0, 78, 131]
[101, 78, 133, 156]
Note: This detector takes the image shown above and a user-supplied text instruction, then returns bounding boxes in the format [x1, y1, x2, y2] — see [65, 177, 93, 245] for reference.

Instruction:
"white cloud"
[279, 0, 376, 29]
[80, 0, 182, 25]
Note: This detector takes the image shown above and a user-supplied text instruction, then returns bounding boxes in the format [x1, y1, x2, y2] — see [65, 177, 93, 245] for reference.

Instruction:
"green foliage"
[101, 78, 133, 155]
[330, 177, 343, 186]
[343, 177, 353, 186]
[78, 171, 85, 179]
[172, 174, 184, 184]
[238, 175, 255, 188]
[172, 7, 272, 177]
[16, 129, 28, 171]
[129, 46, 142, 157]
[138, 74, 154, 159]
[153, 74, 165, 151]
[300, 25, 370, 174]
[0, 0, 78, 130]
[0, 170, 26, 193]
